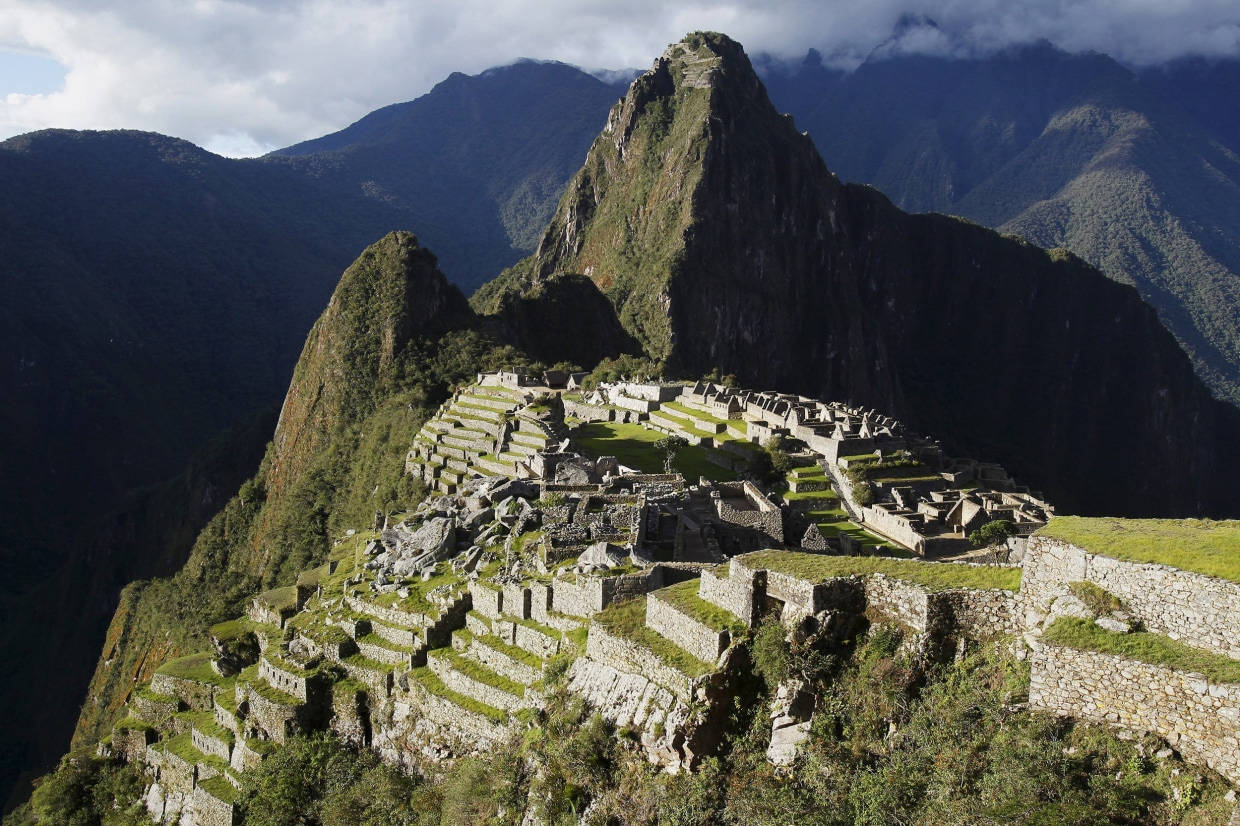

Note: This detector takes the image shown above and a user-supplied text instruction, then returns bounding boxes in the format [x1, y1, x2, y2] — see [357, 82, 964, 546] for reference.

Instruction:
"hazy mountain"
[761, 44, 1240, 404]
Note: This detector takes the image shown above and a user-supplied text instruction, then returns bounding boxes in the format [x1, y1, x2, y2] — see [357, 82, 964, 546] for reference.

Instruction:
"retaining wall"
[1030, 642, 1240, 785]
[1022, 536, 1240, 658]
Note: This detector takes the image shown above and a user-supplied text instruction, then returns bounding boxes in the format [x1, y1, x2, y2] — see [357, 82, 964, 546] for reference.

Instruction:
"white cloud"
[0, 0, 1237, 156]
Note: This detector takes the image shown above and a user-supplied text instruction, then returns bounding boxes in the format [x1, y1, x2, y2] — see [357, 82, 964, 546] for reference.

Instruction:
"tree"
[969, 519, 1016, 548]
[654, 436, 689, 473]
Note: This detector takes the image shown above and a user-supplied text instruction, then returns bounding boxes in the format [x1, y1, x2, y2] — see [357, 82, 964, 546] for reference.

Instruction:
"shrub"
[969, 519, 1016, 548]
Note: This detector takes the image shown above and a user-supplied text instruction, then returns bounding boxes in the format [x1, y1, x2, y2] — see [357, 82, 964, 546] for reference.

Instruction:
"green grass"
[197, 774, 238, 804]
[783, 489, 839, 503]
[208, 617, 257, 643]
[409, 666, 509, 724]
[1067, 581, 1125, 616]
[187, 710, 234, 745]
[133, 685, 178, 705]
[155, 652, 221, 684]
[592, 597, 715, 678]
[239, 665, 302, 707]
[1038, 517, 1240, 583]
[114, 717, 155, 732]
[510, 614, 563, 641]
[570, 421, 736, 482]
[256, 585, 299, 613]
[456, 628, 544, 669]
[1043, 617, 1240, 683]
[431, 648, 526, 696]
[653, 579, 747, 633]
[741, 550, 1022, 592]
[162, 733, 228, 774]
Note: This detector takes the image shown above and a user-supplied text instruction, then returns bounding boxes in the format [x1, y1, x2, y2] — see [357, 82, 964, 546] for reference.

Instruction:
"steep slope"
[762, 46, 1240, 404]
[268, 60, 623, 291]
[485, 32, 1240, 518]
[69, 229, 626, 759]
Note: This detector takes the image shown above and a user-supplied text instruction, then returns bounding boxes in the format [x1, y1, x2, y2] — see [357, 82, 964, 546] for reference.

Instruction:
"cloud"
[1, 0, 1237, 156]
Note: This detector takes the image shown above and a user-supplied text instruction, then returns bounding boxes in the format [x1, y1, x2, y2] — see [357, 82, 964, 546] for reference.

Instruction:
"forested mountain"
[0, 63, 616, 807]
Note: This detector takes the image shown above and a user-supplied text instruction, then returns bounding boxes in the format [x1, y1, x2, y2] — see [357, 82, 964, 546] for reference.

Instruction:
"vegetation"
[1044, 617, 1240, 684]
[655, 580, 747, 634]
[19, 631, 1236, 825]
[154, 651, 221, 684]
[1068, 581, 1126, 617]
[742, 550, 1023, 592]
[1039, 517, 1240, 582]
[592, 597, 716, 677]
[570, 421, 736, 482]
[969, 518, 1016, 548]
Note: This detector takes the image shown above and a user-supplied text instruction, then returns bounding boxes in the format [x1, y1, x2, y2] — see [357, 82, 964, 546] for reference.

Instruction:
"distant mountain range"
[2, 36, 1240, 808]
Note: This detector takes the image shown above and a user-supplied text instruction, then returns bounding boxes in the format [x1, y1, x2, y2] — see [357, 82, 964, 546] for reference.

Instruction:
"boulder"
[578, 541, 627, 569]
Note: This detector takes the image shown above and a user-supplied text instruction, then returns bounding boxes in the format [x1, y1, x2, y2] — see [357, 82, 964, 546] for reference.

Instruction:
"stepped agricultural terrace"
[103, 373, 1240, 825]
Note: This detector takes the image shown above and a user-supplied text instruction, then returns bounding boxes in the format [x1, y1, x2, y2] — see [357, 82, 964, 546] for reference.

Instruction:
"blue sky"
[2, 0, 1237, 157]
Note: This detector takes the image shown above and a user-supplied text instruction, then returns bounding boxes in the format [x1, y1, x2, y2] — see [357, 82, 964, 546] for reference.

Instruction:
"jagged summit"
[473, 31, 1240, 517]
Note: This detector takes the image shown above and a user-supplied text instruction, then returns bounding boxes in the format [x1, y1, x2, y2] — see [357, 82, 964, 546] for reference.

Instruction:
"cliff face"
[492, 32, 1240, 517]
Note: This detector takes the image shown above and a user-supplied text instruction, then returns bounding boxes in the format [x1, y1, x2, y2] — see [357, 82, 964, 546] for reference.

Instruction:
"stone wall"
[191, 785, 236, 826]
[151, 673, 214, 712]
[240, 684, 297, 744]
[1030, 642, 1240, 785]
[258, 658, 311, 703]
[645, 593, 730, 664]
[191, 726, 231, 763]
[585, 624, 695, 702]
[346, 594, 432, 631]
[1022, 536, 1240, 658]
[502, 583, 531, 619]
[941, 588, 1021, 638]
[470, 581, 503, 619]
[862, 575, 931, 630]
[699, 565, 761, 626]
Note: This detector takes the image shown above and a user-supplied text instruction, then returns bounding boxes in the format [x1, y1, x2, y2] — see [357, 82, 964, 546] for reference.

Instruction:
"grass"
[162, 732, 228, 774]
[197, 774, 238, 804]
[569, 420, 736, 482]
[208, 617, 257, 643]
[510, 614, 563, 641]
[456, 628, 545, 669]
[1043, 617, 1240, 683]
[662, 400, 729, 426]
[1038, 517, 1240, 583]
[783, 489, 839, 502]
[239, 664, 302, 707]
[741, 550, 1022, 592]
[1068, 581, 1125, 616]
[114, 717, 155, 732]
[155, 652, 221, 684]
[409, 666, 509, 724]
[431, 648, 526, 696]
[256, 585, 299, 613]
[187, 710, 235, 745]
[653, 579, 747, 633]
[592, 597, 715, 678]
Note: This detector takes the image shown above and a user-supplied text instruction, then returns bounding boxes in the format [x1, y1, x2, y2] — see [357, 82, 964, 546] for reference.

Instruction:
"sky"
[1, 0, 1238, 157]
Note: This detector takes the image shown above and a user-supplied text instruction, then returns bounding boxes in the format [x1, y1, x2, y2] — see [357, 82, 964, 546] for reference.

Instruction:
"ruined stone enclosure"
[104, 375, 1240, 825]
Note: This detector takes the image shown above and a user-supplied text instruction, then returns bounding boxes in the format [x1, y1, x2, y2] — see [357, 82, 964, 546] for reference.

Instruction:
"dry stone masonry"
[104, 374, 1240, 824]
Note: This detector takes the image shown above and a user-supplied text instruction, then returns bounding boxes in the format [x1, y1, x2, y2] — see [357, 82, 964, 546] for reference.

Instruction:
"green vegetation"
[408, 668, 509, 725]
[592, 597, 715, 678]
[742, 550, 1022, 592]
[431, 649, 525, 697]
[197, 774, 237, 804]
[654, 580, 747, 634]
[154, 652, 221, 684]
[1067, 581, 1126, 617]
[969, 519, 1016, 548]
[1039, 517, 1240, 582]
[1044, 618, 1240, 684]
[456, 629, 544, 670]
[570, 421, 736, 482]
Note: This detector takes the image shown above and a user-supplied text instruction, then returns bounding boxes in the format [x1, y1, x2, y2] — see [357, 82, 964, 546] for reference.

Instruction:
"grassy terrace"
[741, 551, 1022, 592]
[155, 652, 222, 684]
[239, 665, 302, 706]
[654, 579, 746, 633]
[431, 648, 526, 696]
[592, 597, 715, 678]
[454, 628, 544, 669]
[186, 710, 234, 745]
[1038, 517, 1240, 583]
[208, 617, 258, 643]
[256, 585, 299, 613]
[286, 610, 352, 646]
[1043, 618, 1240, 683]
[161, 733, 228, 773]
[409, 667, 509, 724]
[198, 774, 238, 804]
[570, 421, 736, 482]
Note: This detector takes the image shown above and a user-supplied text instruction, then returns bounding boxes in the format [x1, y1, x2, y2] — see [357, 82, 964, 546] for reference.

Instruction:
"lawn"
[569, 421, 736, 481]
[654, 579, 747, 633]
[592, 597, 716, 677]
[1043, 617, 1240, 683]
[740, 550, 1021, 591]
[1038, 517, 1240, 583]
[155, 652, 221, 684]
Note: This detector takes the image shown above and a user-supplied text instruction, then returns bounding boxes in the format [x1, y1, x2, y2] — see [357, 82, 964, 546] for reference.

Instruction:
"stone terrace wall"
[1023, 536, 1240, 658]
[699, 565, 761, 626]
[646, 593, 729, 664]
[941, 588, 1021, 638]
[586, 624, 695, 702]
[1030, 642, 1240, 785]
[191, 785, 236, 826]
[862, 575, 930, 630]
